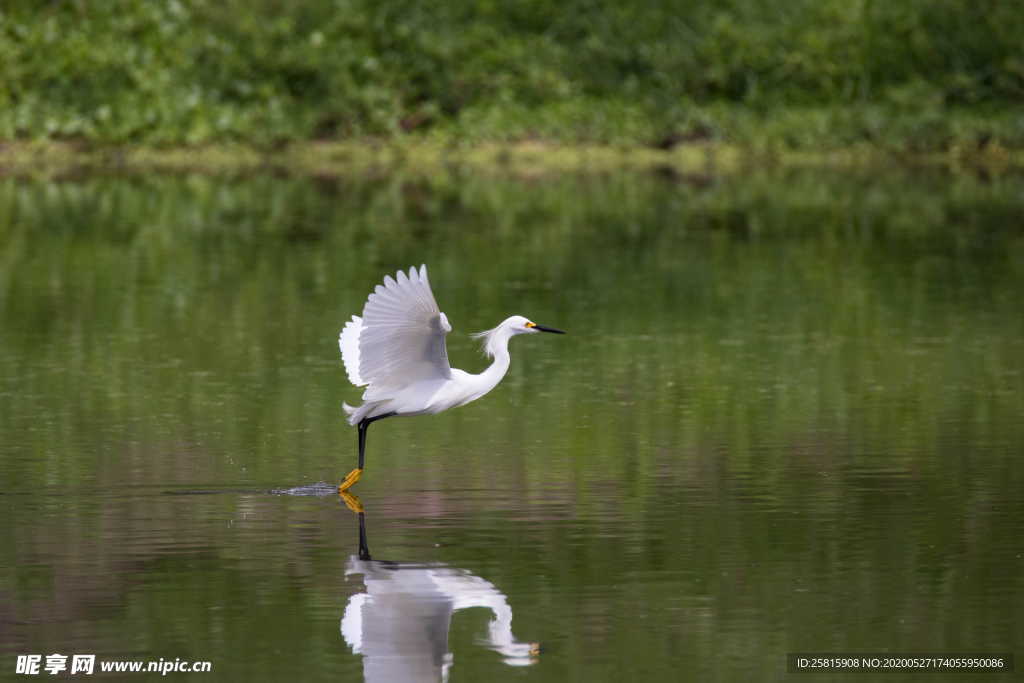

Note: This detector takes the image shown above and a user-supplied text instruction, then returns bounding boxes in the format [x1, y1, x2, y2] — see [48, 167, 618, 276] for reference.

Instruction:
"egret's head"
[473, 316, 565, 357]
[508, 315, 565, 336]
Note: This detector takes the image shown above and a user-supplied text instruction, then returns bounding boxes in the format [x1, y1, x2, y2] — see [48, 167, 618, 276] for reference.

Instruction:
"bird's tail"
[342, 402, 363, 426]
[342, 400, 381, 426]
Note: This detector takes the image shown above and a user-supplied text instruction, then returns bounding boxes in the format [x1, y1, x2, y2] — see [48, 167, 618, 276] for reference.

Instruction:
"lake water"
[1, 169, 1022, 681]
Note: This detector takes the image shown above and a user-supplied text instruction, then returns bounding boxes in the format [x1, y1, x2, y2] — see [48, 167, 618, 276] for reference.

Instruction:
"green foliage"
[1, 0, 1022, 148]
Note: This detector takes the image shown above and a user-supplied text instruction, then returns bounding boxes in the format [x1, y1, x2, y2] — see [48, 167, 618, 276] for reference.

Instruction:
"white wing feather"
[339, 315, 365, 386]
[357, 265, 452, 399]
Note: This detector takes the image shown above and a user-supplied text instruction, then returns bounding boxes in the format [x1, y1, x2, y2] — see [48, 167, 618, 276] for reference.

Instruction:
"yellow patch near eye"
[526, 322, 536, 328]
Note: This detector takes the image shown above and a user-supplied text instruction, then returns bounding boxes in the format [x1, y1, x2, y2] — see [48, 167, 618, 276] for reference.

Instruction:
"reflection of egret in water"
[340, 493, 539, 682]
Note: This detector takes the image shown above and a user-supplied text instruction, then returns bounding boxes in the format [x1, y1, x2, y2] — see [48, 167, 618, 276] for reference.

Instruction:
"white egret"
[337, 265, 564, 491]
[341, 511, 538, 680]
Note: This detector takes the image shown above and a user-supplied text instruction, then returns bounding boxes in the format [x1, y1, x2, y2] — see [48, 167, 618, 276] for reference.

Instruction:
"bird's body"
[341, 323, 516, 422]
[337, 265, 563, 491]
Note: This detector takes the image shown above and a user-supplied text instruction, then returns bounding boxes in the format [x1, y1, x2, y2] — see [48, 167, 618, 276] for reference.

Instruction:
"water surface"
[1, 170, 1022, 680]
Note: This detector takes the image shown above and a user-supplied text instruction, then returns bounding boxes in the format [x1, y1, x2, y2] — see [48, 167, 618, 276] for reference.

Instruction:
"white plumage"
[341, 557, 538, 680]
[359, 266, 452, 392]
[336, 264, 563, 491]
[339, 316, 364, 386]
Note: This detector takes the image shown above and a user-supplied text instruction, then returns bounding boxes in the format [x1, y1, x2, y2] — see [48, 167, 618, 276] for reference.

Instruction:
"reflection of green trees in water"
[2, 172, 1022, 486]
[1, 171, 1021, 676]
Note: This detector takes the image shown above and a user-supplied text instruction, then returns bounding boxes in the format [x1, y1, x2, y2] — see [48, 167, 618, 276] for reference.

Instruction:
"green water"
[1, 170, 1022, 681]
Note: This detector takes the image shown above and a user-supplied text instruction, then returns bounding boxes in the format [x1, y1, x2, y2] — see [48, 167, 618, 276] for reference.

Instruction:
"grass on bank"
[2, 0, 1023, 173]
[1, 132, 1019, 180]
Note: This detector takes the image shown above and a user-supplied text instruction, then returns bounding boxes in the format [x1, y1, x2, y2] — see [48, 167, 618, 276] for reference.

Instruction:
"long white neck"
[476, 327, 513, 394]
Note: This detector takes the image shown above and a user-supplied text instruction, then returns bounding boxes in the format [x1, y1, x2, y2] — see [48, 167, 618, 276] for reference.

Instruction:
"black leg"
[340, 413, 396, 492]
[358, 511, 372, 560]
[358, 420, 369, 470]
[357, 412, 396, 473]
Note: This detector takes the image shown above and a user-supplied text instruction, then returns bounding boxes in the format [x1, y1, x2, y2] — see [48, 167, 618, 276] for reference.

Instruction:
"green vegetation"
[2, 0, 1023, 165]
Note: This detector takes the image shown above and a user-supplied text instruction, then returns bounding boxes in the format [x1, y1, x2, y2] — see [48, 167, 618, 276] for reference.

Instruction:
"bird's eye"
[525, 322, 536, 328]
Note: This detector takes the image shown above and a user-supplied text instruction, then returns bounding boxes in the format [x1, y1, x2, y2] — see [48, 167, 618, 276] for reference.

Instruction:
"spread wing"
[357, 265, 452, 399]
[338, 315, 365, 386]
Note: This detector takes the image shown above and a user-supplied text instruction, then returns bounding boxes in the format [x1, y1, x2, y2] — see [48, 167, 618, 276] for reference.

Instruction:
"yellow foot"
[338, 468, 363, 492]
[339, 490, 364, 514]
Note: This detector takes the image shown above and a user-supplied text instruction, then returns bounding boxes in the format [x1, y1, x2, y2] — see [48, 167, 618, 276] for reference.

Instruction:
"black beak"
[534, 324, 565, 334]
